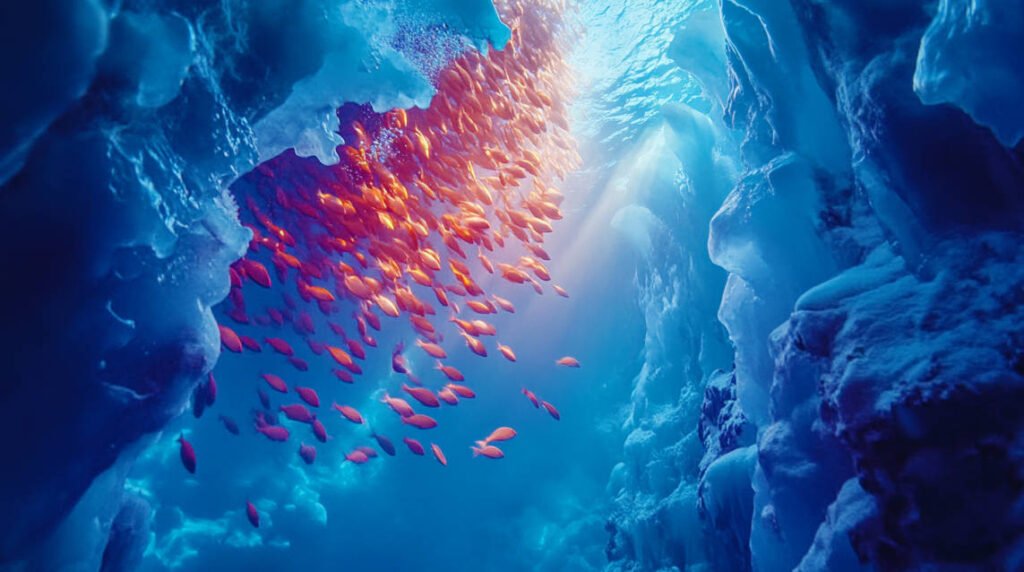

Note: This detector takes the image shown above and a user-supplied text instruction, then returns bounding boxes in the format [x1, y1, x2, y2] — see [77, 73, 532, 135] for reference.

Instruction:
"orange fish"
[403, 384, 440, 408]
[431, 443, 448, 466]
[382, 393, 415, 417]
[498, 344, 517, 362]
[401, 413, 438, 430]
[482, 426, 517, 444]
[436, 363, 465, 382]
[492, 295, 515, 313]
[333, 403, 364, 424]
[446, 384, 476, 399]
[415, 339, 447, 359]
[219, 325, 243, 353]
[471, 444, 505, 459]
[555, 356, 580, 368]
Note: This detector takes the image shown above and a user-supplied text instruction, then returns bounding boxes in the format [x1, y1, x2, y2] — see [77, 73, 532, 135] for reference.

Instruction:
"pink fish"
[555, 356, 580, 368]
[541, 401, 561, 420]
[262, 373, 288, 393]
[333, 403, 364, 424]
[177, 433, 196, 474]
[435, 363, 465, 382]
[404, 437, 426, 455]
[288, 357, 309, 371]
[522, 388, 540, 408]
[482, 426, 517, 444]
[219, 325, 243, 353]
[431, 443, 448, 466]
[265, 337, 294, 356]
[446, 384, 476, 399]
[345, 450, 370, 464]
[311, 419, 328, 443]
[437, 387, 459, 405]
[392, 342, 408, 374]
[333, 369, 355, 384]
[356, 446, 378, 458]
[240, 335, 262, 352]
[295, 386, 320, 407]
[403, 384, 440, 408]
[280, 404, 314, 424]
[382, 393, 415, 417]
[401, 413, 438, 430]
[256, 424, 290, 442]
[471, 444, 505, 459]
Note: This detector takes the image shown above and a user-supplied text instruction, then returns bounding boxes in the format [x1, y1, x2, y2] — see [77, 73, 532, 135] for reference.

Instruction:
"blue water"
[3, 0, 1024, 571]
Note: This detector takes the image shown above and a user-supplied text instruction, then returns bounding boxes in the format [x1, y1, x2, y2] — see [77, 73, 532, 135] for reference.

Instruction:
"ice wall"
[0, 1, 506, 569]
[607, 0, 1024, 570]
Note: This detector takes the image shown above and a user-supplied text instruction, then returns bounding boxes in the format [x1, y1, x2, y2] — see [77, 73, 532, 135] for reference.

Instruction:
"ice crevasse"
[605, 1, 1024, 571]
[1, 0, 1023, 571]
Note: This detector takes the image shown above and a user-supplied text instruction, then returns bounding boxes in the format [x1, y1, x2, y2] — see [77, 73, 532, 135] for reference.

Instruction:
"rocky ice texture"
[607, 0, 1024, 570]
[0, 1, 506, 568]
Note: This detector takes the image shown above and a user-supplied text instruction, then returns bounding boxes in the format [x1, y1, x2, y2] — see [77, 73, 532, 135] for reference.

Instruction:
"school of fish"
[184, 0, 582, 528]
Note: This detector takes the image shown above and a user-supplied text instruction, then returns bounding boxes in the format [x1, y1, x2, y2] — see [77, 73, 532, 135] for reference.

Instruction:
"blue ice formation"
[0, 1, 505, 569]
[605, 1, 1024, 571]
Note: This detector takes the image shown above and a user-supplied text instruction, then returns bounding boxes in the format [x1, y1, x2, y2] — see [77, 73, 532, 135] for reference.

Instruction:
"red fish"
[295, 386, 320, 407]
[177, 433, 196, 474]
[262, 373, 288, 393]
[401, 413, 438, 430]
[242, 259, 272, 288]
[333, 403, 364, 424]
[403, 384, 440, 408]
[246, 501, 260, 528]
[403, 437, 425, 455]
[240, 335, 262, 352]
[219, 325, 243, 353]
